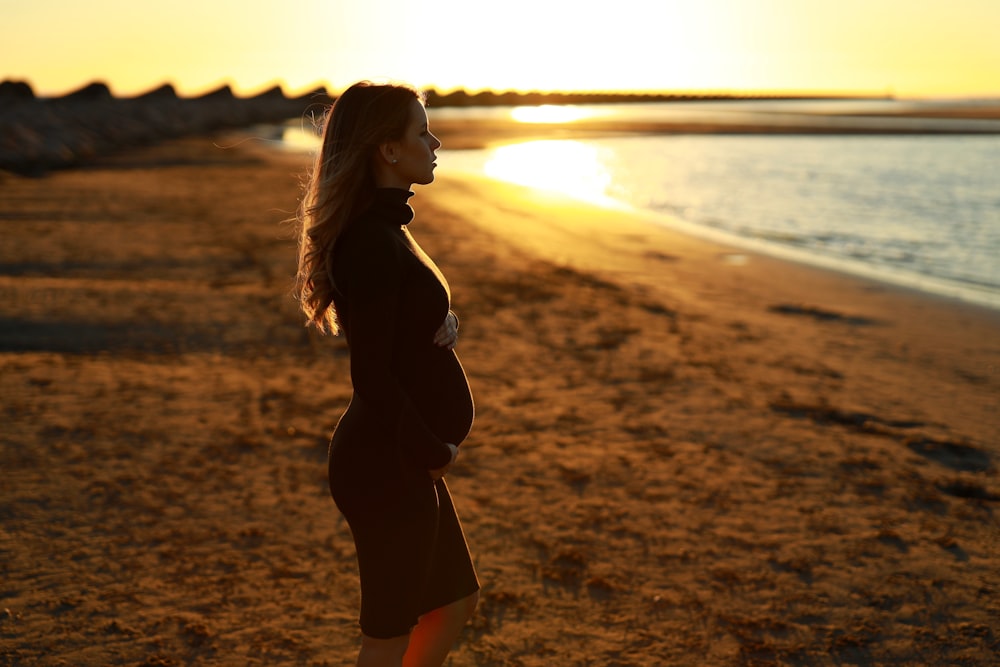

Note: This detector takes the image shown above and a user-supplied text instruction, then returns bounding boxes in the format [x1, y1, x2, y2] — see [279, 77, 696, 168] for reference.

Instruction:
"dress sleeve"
[341, 229, 454, 470]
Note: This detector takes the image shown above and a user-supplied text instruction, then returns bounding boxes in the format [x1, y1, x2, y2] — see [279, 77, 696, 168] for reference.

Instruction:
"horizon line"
[5, 76, 1000, 103]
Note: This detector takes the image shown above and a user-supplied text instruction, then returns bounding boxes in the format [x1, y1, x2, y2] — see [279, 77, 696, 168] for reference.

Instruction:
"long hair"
[295, 81, 422, 334]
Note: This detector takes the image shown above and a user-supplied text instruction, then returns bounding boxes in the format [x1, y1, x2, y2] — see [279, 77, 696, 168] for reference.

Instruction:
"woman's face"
[383, 99, 442, 187]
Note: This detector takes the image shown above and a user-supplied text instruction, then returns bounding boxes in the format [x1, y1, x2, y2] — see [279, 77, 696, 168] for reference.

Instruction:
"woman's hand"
[433, 311, 459, 350]
[429, 443, 459, 480]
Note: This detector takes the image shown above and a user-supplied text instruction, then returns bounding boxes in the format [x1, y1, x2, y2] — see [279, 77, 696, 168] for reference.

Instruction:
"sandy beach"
[1, 130, 998, 666]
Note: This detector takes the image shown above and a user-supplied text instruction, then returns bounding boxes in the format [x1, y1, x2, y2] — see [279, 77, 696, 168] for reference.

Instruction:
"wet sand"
[1, 133, 998, 666]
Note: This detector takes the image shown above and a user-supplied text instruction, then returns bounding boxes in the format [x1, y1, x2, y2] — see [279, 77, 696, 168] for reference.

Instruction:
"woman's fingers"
[433, 312, 459, 349]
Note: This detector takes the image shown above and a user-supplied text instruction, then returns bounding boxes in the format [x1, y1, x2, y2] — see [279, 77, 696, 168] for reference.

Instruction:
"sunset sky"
[2, 0, 998, 98]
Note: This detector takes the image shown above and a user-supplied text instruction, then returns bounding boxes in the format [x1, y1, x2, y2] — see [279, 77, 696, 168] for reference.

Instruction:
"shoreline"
[440, 167, 1000, 314]
[611, 196, 1000, 314]
[2, 135, 998, 665]
[421, 170, 1000, 352]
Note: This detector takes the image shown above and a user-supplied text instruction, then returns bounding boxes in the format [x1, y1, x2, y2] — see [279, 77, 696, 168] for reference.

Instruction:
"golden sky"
[2, 0, 998, 98]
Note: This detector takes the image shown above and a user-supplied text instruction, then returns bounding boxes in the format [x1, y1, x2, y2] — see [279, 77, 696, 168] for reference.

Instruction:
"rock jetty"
[0, 80, 332, 175]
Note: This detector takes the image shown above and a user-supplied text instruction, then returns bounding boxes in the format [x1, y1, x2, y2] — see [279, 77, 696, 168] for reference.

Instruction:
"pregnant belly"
[405, 350, 474, 445]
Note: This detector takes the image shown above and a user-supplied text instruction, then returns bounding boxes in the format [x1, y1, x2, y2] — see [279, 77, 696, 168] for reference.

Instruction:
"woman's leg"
[402, 591, 479, 667]
[358, 633, 410, 667]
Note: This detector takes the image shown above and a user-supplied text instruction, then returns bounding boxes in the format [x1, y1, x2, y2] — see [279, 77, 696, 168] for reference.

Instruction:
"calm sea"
[279, 100, 1000, 309]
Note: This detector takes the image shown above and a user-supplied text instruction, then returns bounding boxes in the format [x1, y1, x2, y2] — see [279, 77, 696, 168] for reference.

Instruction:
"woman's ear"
[377, 142, 399, 165]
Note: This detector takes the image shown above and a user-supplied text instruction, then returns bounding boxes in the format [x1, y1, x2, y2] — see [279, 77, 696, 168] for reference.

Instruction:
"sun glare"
[509, 105, 596, 124]
[481, 141, 619, 207]
[280, 124, 322, 152]
[4, 0, 1000, 98]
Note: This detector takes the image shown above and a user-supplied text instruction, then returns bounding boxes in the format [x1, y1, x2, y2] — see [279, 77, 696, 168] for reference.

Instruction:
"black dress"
[328, 188, 479, 639]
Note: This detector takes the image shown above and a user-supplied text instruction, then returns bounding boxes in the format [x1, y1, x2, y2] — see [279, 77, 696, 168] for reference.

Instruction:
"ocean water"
[279, 101, 1000, 309]
[440, 133, 1000, 309]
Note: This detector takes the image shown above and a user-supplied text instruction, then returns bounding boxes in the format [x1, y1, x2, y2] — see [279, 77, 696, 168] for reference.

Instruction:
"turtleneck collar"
[371, 188, 415, 226]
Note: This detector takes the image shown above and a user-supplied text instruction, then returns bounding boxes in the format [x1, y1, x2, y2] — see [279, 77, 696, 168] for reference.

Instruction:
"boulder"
[0, 79, 35, 100]
[61, 81, 113, 101]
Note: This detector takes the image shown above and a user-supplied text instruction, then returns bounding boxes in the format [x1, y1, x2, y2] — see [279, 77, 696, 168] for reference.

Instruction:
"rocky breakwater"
[0, 80, 332, 175]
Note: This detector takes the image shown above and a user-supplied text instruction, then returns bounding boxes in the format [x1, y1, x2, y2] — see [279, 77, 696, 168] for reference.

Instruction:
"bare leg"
[357, 633, 409, 667]
[402, 591, 479, 667]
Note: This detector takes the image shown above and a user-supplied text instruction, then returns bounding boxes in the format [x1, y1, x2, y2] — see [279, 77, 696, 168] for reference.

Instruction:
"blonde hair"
[295, 81, 422, 333]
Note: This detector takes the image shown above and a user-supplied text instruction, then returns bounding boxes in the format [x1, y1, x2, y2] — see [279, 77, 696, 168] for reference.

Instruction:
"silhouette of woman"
[294, 81, 479, 666]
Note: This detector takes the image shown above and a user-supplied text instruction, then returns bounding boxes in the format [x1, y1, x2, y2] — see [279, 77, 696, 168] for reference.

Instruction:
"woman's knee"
[358, 632, 409, 665]
[420, 591, 479, 627]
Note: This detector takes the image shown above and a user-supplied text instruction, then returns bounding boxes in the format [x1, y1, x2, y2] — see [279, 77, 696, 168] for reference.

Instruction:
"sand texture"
[1, 135, 999, 666]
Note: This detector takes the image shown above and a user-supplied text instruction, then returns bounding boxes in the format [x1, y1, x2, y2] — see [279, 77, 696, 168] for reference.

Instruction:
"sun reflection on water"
[482, 140, 619, 206]
[280, 124, 322, 152]
[509, 105, 596, 124]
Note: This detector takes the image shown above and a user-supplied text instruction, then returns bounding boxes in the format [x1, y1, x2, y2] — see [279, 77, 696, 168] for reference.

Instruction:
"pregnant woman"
[294, 81, 479, 666]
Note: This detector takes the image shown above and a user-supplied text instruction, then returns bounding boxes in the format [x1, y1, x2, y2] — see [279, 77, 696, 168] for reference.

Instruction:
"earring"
[391, 159, 398, 164]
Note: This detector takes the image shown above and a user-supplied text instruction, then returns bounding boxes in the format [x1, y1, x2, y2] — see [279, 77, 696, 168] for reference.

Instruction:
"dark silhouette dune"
[131, 83, 179, 100]
[0, 79, 34, 100]
[0, 79, 323, 175]
[62, 81, 114, 101]
[193, 83, 237, 101]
